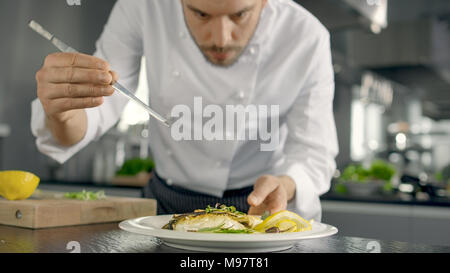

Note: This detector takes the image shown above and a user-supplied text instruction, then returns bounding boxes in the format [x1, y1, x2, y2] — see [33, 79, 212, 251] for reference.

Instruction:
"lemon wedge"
[275, 219, 298, 232]
[0, 171, 40, 200]
[255, 210, 311, 233]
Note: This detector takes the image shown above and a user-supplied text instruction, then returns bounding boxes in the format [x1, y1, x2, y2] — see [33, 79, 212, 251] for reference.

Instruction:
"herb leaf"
[213, 229, 255, 234]
[261, 210, 270, 220]
[204, 204, 245, 215]
[64, 190, 106, 201]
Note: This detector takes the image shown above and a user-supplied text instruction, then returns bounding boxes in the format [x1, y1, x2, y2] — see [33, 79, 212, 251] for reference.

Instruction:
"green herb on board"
[64, 190, 106, 201]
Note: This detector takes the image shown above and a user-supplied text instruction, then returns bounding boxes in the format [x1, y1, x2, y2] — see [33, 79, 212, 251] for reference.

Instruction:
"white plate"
[119, 215, 338, 252]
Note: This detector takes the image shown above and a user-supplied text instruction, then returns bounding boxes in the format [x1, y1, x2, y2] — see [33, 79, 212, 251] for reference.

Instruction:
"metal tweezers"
[28, 20, 170, 127]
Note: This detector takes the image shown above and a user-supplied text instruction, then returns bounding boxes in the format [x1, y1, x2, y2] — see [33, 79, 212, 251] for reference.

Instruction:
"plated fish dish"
[162, 204, 312, 234]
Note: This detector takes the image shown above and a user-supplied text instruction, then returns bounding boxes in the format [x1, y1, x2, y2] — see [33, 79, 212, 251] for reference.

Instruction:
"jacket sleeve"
[30, 0, 143, 164]
[275, 31, 339, 222]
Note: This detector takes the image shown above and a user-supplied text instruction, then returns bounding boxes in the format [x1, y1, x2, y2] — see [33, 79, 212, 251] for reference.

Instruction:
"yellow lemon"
[275, 219, 297, 232]
[0, 171, 40, 200]
[255, 210, 312, 233]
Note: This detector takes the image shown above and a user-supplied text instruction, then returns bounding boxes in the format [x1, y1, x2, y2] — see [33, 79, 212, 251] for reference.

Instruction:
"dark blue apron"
[143, 172, 253, 215]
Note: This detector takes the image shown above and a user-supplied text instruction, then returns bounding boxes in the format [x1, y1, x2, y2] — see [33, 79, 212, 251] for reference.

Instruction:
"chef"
[31, 0, 338, 221]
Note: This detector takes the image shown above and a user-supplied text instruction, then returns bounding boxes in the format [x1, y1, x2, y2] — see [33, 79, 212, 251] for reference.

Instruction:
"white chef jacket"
[31, 0, 338, 221]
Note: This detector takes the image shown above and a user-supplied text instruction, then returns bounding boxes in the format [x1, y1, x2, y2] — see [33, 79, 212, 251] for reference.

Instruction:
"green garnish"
[205, 204, 245, 215]
[64, 190, 106, 201]
[195, 204, 256, 234]
[261, 210, 270, 220]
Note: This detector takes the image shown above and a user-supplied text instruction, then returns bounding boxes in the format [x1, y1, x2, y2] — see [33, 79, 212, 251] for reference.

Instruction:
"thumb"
[109, 70, 119, 85]
[247, 175, 278, 207]
[247, 194, 260, 207]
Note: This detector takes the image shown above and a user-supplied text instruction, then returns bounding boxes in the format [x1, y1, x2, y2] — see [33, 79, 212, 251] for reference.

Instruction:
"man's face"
[181, 0, 267, 67]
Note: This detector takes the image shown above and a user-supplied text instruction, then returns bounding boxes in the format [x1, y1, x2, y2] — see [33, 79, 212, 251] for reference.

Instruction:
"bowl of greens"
[435, 164, 450, 193]
[116, 158, 155, 176]
[336, 160, 396, 196]
[112, 158, 155, 187]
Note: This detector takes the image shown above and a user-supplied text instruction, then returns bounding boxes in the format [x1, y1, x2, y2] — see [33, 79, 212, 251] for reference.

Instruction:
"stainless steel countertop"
[1, 222, 450, 253]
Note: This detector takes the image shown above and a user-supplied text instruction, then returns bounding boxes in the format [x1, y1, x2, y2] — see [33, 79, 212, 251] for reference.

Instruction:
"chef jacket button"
[249, 47, 257, 55]
[238, 90, 245, 99]
[234, 89, 246, 102]
[172, 70, 180, 77]
[179, 32, 186, 39]
[166, 178, 173, 185]
[215, 161, 222, 167]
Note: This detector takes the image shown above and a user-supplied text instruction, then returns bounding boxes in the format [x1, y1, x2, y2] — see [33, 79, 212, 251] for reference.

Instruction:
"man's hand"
[35, 52, 118, 146]
[36, 52, 118, 122]
[247, 175, 296, 215]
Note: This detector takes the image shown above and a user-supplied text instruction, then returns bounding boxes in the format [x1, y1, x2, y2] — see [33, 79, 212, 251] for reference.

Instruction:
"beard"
[183, 18, 259, 68]
[198, 44, 245, 67]
[181, 5, 264, 67]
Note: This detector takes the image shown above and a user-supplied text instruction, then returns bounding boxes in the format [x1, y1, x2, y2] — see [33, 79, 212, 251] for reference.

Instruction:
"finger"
[40, 67, 113, 84]
[43, 83, 115, 99]
[267, 190, 287, 214]
[249, 189, 286, 216]
[44, 52, 110, 70]
[247, 175, 279, 207]
[48, 97, 104, 113]
[248, 205, 267, 216]
[110, 70, 119, 84]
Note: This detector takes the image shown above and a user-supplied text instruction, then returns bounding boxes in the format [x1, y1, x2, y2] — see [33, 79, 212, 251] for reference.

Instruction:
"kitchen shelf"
[321, 191, 450, 207]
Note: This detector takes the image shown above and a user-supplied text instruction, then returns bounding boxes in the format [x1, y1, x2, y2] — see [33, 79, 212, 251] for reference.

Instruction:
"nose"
[211, 17, 233, 48]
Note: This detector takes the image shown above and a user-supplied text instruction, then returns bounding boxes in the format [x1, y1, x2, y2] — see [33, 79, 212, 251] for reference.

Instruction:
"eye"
[231, 10, 248, 21]
[194, 10, 210, 20]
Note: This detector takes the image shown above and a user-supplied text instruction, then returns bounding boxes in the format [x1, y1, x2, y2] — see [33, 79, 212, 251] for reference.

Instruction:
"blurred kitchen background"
[0, 0, 449, 246]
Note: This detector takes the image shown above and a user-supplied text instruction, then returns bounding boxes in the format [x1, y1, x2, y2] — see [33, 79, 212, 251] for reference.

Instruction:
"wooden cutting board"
[0, 190, 157, 229]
